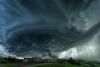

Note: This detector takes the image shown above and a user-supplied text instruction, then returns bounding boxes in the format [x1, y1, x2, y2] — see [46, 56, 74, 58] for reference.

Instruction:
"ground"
[0, 64, 81, 67]
[0, 60, 100, 67]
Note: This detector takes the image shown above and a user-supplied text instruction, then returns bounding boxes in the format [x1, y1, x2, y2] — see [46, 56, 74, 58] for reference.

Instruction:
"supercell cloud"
[0, 0, 100, 60]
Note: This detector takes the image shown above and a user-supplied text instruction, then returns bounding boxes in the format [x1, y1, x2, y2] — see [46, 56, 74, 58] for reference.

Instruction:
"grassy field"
[0, 64, 82, 67]
[0, 64, 20, 67]
[0, 62, 100, 67]
[32, 64, 82, 67]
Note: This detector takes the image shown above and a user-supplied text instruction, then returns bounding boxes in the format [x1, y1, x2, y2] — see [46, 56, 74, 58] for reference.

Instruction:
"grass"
[0, 63, 82, 67]
[0, 62, 100, 67]
[32, 64, 82, 67]
[0, 64, 20, 67]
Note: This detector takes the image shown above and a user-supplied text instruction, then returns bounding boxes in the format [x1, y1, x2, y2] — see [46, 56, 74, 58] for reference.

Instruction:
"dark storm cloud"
[0, 0, 99, 58]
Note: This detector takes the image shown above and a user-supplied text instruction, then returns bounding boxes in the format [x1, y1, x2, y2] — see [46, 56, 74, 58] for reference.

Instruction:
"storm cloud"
[0, 0, 100, 60]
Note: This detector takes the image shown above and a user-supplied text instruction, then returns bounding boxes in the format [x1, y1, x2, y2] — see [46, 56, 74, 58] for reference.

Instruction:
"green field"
[0, 64, 20, 67]
[0, 63, 100, 67]
[0, 64, 82, 67]
[32, 64, 82, 67]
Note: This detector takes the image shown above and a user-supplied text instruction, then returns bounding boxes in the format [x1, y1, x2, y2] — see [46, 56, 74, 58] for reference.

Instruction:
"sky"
[0, 0, 100, 60]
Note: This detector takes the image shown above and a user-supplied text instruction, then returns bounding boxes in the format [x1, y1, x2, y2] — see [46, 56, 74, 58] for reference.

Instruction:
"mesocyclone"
[0, 0, 99, 58]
